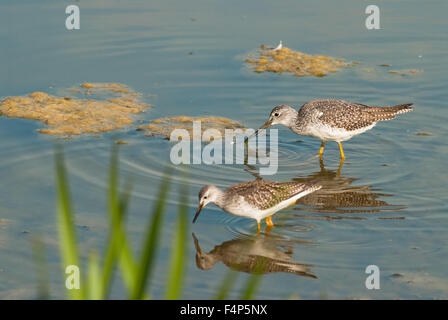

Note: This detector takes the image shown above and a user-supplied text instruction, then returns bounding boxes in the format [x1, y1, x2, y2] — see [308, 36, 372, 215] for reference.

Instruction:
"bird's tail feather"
[384, 103, 413, 114]
[366, 103, 413, 121]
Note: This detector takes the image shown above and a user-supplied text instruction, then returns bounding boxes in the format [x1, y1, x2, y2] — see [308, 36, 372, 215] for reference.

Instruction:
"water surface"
[0, 0, 447, 299]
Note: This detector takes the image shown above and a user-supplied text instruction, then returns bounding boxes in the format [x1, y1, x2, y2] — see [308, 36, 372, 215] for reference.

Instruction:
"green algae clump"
[0, 83, 150, 135]
[138, 116, 244, 141]
[246, 45, 354, 77]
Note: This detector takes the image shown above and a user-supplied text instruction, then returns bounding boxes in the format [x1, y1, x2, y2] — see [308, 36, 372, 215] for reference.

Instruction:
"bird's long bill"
[192, 233, 202, 253]
[245, 120, 272, 142]
[192, 203, 204, 223]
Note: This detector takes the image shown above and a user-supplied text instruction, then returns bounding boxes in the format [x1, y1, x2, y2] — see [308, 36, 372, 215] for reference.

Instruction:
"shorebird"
[272, 40, 283, 51]
[249, 99, 413, 159]
[193, 180, 321, 233]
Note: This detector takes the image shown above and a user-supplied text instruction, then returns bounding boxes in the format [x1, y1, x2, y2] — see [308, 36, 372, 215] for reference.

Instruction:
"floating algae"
[245, 44, 355, 77]
[138, 116, 244, 141]
[389, 69, 422, 76]
[355, 66, 422, 82]
[0, 83, 151, 135]
[415, 131, 432, 136]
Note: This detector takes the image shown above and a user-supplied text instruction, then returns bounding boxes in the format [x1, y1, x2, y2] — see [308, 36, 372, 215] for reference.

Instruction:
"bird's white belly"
[305, 123, 376, 142]
[222, 199, 262, 220]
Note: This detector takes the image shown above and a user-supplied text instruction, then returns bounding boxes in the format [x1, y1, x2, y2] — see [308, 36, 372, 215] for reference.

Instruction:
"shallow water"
[0, 0, 447, 299]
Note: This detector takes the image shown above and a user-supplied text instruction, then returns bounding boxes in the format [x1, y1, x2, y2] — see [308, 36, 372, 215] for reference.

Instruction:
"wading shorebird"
[249, 99, 413, 159]
[193, 180, 321, 233]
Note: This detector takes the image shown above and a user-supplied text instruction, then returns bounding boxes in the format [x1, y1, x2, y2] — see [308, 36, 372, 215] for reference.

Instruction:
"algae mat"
[0, 83, 151, 135]
[246, 45, 356, 77]
[138, 116, 244, 141]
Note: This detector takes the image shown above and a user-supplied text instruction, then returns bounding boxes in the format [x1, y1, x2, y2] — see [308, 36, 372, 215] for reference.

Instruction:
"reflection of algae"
[138, 116, 244, 140]
[0, 83, 150, 135]
[246, 45, 355, 77]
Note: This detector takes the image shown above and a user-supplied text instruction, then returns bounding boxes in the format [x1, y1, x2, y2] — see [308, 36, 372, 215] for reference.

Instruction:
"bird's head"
[192, 233, 217, 270]
[193, 185, 221, 223]
[267, 104, 297, 126]
[247, 105, 297, 140]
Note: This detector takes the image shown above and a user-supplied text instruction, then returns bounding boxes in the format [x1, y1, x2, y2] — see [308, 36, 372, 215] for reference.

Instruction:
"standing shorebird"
[249, 99, 413, 159]
[193, 180, 321, 233]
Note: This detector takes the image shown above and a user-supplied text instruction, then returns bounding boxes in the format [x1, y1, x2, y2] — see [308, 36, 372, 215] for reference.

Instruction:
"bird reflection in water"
[192, 233, 317, 278]
[293, 158, 404, 220]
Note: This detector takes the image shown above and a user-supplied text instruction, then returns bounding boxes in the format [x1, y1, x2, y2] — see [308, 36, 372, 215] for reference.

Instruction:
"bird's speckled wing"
[226, 180, 320, 210]
[301, 99, 413, 131]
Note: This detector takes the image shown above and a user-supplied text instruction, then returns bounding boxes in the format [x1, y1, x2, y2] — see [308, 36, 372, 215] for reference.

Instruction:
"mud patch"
[0, 83, 151, 135]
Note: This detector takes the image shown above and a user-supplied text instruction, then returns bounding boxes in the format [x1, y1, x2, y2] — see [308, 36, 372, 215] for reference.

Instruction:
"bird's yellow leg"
[257, 221, 261, 234]
[266, 216, 274, 227]
[318, 141, 325, 158]
[338, 142, 345, 160]
[336, 158, 344, 176]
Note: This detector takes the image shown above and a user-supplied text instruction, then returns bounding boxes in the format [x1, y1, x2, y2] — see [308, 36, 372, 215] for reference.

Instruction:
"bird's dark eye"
[204, 196, 207, 199]
[274, 113, 279, 117]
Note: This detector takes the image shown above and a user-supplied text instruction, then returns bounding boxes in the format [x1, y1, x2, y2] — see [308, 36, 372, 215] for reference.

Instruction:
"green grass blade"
[240, 274, 261, 300]
[101, 146, 136, 298]
[165, 180, 189, 300]
[101, 145, 119, 297]
[117, 229, 137, 295]
[55, 147, 84, 300]
[30, 234, 50, 299]
[131, 171, 172, 300]
[108, 181, 136, 296]
[116, 179, 137, 282]
[87, 250, 102, 300]
[215, 270, 239, 300]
